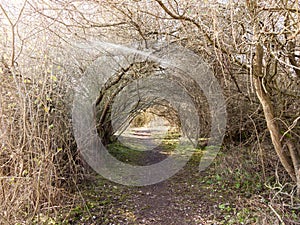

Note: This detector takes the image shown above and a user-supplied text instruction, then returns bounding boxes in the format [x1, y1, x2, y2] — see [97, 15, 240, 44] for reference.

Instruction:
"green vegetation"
[107, 141, 146, 165]
[58, 136, 299, 224]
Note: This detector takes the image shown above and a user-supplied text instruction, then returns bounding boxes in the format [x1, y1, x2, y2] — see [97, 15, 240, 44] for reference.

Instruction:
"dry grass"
[0, 66, 79, 224]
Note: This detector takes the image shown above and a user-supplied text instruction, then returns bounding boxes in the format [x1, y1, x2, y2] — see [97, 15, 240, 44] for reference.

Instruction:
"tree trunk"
[253, 43, 296, 182]
[287, 141, 300, 195]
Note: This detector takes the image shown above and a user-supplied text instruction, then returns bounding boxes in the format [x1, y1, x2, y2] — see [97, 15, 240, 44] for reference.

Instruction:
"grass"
[106, 141, 145, 165]
[55, 134, 300, 224]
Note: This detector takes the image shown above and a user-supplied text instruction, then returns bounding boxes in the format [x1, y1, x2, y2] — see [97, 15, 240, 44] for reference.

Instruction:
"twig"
[72, 177, 93, 218]
[280, 116, 300, 142]
[268, 204, 285, 224]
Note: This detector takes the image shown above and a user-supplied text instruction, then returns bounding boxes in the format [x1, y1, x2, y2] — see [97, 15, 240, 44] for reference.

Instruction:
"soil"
[65, 127, 293, 225]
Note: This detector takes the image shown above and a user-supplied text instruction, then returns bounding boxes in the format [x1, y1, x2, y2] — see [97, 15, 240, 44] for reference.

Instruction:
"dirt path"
[67, 128, 268, 224]
[122, 131, 223, 224]
[69, 129, 226, 224]
[118, 129, 210, 224]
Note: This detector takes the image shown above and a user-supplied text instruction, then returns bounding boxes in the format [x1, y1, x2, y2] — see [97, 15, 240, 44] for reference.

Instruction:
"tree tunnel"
[72, 42, 227, 185]
[94, 60, 211, 147]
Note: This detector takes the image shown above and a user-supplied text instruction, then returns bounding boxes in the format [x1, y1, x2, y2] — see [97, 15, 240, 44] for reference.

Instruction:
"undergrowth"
[0, 67, 79, 223]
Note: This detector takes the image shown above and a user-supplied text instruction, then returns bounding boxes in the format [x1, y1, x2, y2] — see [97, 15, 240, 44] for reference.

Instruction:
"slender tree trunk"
[253, 43, 296, 182]
[247, 0, 299, 195]
[287, 141, 300, 195]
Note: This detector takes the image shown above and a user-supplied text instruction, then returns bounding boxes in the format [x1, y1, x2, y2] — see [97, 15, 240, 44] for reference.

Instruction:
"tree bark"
[253, 43, 296, 182]
[287, 141, 300, 195]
